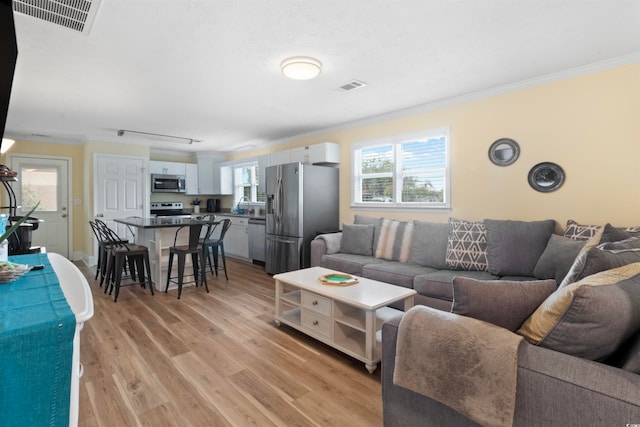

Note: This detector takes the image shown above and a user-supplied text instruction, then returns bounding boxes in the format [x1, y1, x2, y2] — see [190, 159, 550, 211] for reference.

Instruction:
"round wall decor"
[488, 138, 520, 166]
[528, 162, 565, 192]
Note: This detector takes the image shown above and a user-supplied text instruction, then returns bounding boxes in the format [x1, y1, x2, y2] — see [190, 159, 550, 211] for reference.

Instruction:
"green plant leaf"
[0, 202, 40, 243]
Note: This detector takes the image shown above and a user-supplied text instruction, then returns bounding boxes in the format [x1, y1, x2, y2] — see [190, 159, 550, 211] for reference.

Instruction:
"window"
[352, 128, 450, 209]
[233, 163, 265, 205]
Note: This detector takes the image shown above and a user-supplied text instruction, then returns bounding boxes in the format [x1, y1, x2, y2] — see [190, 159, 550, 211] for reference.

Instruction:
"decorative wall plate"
[319, 273, 359, 286]
[528, 162, 565, 193]
[488, 138, 520, 166]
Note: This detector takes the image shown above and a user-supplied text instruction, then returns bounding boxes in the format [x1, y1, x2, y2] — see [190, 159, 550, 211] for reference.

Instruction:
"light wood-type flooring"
[77, 258, 383, 426]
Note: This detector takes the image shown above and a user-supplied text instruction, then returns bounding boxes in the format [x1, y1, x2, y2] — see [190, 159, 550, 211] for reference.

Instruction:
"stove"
[150, 202, 190, 216]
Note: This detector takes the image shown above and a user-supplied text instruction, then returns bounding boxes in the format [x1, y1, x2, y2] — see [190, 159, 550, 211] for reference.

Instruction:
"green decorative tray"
[319, 273, 359, 286]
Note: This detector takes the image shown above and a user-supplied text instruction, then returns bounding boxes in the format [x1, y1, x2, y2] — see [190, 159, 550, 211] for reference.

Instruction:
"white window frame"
[233, 162, 259, 204]
[351, 127, 451, 210]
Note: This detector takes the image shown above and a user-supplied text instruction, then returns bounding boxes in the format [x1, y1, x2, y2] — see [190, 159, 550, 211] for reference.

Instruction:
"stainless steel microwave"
[151, 174, 186, 193]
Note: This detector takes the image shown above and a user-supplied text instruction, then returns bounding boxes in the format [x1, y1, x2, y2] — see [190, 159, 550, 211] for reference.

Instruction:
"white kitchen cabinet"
[184, 163, 199, 194]
[213, 163, 233, 195]
[196, 155, 225, 195]
[149, 160, 186, 176]
[290, 142, 340, 164]
[216, 215, 249, 259]
[269, 149, 291, 166]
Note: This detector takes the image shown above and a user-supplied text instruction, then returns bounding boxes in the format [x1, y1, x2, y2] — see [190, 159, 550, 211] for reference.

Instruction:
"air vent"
[339, 80, 367, 92]
[13, 0, 102, 34]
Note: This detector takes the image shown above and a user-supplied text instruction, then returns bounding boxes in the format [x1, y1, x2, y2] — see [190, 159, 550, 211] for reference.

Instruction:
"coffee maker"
[206, 198, 221, 213]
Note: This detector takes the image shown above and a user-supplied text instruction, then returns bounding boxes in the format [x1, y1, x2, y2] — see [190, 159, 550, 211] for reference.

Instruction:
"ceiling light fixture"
[1, 138, 15, 154]
[117, 130, 200, 145]
[281, 56, 322, 80]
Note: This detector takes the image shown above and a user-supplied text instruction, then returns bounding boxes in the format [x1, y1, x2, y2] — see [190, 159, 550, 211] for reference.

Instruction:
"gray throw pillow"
[354, 215, 383, 250]
[484, 219, 555, 277]
[452, 277, 556, 331]
[560, 223, 636, 287]
[340, 224, 375, 256]
[519, 263, 640, 360]
[410, 221, 449, 269]
[534, 234, 585, 283]
[575, 247, 640, 282]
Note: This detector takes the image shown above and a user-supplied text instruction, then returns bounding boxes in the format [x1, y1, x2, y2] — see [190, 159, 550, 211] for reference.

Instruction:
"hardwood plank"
[77, 258, 382, 426]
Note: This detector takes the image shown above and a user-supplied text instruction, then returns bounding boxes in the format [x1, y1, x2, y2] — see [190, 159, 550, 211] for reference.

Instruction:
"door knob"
[61, 213, 67, 218]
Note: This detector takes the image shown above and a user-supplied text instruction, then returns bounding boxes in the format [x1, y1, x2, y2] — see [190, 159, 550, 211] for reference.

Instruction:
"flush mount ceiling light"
[281, 56, 322, 80]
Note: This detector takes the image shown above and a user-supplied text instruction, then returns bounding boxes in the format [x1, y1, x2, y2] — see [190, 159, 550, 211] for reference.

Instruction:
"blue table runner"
[0, 253, 76, 427]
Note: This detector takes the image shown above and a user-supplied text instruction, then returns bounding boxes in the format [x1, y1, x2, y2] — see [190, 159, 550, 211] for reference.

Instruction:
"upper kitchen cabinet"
[290, 142, 341, 165]
[257, 153, 270, 193]
[149, 160, 186, 176]
[214, 163, 233, 195]
[184, 163, 199, 195]
[269, 150, 291, 166]
[196, 154, 225, 195]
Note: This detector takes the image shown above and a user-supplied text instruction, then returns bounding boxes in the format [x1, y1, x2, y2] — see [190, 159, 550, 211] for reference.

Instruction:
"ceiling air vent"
[339, 80, 367, 92]
[13, 0, 102, 35]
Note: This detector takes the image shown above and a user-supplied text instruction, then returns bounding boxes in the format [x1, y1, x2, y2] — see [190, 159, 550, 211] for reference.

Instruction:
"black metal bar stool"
[92, 219, 132, 287]
[95, 219, 153, 302]
[165, 220, 209, 299]
[202, 218, 231, 280]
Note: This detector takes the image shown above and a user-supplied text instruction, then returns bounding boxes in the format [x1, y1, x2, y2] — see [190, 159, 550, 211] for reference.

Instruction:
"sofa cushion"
[410, 221, 449, 269]
[413, 270, 499, 301]
[375, 219, 413, 262]
[560, 224, 635, 287]
[484, 219, 555, 277]
[534, 234, 585, 283]
[446, 218, 488, 271]
[362, 262, 437, 289]
[451, 277, 557, 331]
[601, 236, 640, 250]
[354, 214, 383, 250]
[340, 224, 375, 256]
[320, 253, 385, 275]
[518, 263, 640, 360]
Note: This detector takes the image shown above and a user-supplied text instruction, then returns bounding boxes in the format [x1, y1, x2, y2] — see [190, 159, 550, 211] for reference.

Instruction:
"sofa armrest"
[310, 232, 343, 267]
[382, 313, 640, 426]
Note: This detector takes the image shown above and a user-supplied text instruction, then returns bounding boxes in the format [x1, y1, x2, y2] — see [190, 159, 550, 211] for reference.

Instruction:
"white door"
[94, 155, 146, 241]
[7, 155, 71, 257]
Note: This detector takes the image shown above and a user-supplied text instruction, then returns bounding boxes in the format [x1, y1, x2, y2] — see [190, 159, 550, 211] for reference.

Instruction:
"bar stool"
[165, 221, 209, 299]
[96, 219, 153, 302]
[202, 218, 232, 280]
[91, 219, 129, 287]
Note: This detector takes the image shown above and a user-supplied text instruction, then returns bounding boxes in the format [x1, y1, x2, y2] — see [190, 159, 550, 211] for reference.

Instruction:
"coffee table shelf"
[274, 266, 416, 373]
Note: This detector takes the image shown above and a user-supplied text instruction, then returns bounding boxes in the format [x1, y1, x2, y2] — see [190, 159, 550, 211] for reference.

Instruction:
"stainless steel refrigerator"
[265, 162, 339, 275]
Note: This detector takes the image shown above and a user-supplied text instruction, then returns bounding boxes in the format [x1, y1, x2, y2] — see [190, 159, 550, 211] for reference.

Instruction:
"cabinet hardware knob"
[313, 320, 319, 325]
[312, 301, 318, 305]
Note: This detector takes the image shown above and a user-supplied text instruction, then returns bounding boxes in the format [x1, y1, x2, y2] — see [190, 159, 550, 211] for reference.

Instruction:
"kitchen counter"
[115, 216, 218, 286]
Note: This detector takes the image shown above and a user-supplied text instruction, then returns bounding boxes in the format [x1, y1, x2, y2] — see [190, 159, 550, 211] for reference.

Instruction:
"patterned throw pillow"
[374, 219, 414, 262]
[564, 220, 602, 241]
[446, 218, 488, 271]
[518, 263, 640, 360]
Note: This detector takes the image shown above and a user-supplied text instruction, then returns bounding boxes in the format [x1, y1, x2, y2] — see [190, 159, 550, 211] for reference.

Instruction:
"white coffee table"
[274, 266, 416, 373]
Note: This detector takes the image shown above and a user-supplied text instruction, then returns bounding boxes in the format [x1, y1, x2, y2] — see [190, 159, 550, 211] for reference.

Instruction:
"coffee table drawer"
[301, 311, 331, 338]
[301, 291, 331, 316]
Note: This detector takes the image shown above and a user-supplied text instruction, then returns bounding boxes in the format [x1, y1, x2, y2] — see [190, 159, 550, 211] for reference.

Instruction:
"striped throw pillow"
[375, 219, 414, 262]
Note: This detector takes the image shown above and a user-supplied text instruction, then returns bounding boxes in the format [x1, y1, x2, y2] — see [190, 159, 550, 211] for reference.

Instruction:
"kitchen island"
[114, 216, 217, 288]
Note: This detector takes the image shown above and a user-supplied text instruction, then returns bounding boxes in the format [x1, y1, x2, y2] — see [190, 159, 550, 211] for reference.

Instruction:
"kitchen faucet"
[236, 196, 250, 214]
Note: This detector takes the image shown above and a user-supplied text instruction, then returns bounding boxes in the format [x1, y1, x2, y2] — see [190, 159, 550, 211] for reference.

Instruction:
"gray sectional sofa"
[311, 215, 570, 310]
[311, 215, 640, 425]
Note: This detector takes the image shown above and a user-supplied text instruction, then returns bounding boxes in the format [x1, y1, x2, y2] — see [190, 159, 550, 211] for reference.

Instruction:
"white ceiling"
[5, 0, 640, 154]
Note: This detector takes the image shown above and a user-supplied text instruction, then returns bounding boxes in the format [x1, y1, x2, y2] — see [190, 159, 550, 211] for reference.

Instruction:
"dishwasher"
[248, 218, 266, 263]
